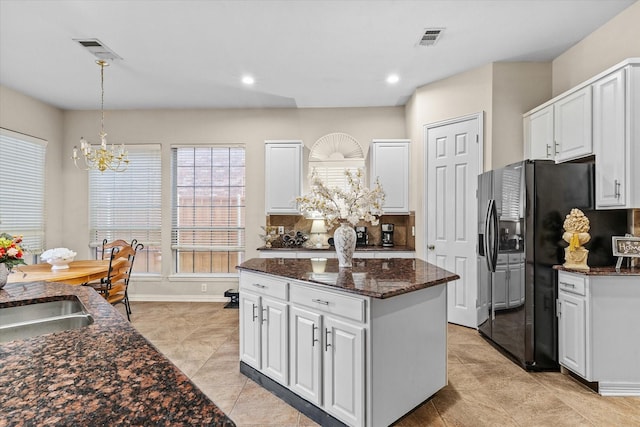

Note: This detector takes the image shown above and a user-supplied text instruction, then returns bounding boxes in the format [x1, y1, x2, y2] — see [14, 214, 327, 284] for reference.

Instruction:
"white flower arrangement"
[297, 168, 385, 227]
[41, 247, 77, 262]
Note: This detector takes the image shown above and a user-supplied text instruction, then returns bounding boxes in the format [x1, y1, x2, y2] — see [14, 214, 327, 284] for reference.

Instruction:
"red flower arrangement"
[0, 233, 27, 270]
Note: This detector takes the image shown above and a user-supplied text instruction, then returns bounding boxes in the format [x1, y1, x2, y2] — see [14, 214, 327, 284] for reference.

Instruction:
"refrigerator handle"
[485, 199, 498, 272]
[483, 199, 493, 271]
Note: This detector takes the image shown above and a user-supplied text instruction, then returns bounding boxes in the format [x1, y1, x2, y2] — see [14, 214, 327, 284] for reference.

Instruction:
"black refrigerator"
[477, 160, 627, 370]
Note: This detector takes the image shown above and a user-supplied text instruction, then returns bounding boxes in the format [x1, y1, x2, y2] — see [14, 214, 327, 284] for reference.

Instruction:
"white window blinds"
[89, 144, 161, 273]
[0, 128, 47, 254]
[171, 146, 245, 274]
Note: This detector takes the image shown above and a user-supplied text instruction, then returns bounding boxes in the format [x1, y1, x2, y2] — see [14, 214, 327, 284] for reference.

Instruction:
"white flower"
[6, 247, 18, 257]
[297, 168, 385, 227]
[41, 247, 77, 261]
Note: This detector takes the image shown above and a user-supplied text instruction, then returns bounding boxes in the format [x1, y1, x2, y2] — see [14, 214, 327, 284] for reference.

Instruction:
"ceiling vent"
[417, 28, 444, 47]
[73, 38, 123, 61]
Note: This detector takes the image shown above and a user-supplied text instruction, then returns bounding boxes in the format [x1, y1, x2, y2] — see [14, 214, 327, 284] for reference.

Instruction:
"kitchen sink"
[0, 297, 94, 343]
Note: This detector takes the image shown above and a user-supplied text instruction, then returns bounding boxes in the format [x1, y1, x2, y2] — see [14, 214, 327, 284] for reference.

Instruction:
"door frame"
[423, 112, 484, 324]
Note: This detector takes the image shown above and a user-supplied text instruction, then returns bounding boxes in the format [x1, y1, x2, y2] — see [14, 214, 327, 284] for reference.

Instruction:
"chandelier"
[72, 60, 129, 172]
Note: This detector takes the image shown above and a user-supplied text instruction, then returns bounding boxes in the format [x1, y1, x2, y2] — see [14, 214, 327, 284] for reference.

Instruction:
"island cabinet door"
[290, 306, 322, 405]
[240, 292, 262, 370]
[324, 316, 365, 427]
[261, 297, 289, 386]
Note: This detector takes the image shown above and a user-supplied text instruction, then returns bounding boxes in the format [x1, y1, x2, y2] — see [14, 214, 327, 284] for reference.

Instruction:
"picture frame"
[612, 235, 640, 271]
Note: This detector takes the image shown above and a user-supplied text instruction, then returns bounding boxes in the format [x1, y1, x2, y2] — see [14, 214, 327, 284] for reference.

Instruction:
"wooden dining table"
[7, 259, 126, 286]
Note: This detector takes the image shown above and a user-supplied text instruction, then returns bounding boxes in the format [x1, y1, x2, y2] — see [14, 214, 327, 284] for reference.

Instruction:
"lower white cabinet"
[494, 253, 524, 310]
[238, 268, 447, 426]
[557, 270, 640, 396]
[239, 273, 289, 386]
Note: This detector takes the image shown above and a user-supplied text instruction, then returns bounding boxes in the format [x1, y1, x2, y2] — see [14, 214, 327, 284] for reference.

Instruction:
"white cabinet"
[557, 270, 640, 396]
[494, 253, 524, 311]
[239, 268, 448, 426]
[290, 306, 322, 404]
[368, 139, 410, 213]
[553, 86, 592, 162]
[557, 274, 587, 377]
[524, 105, 554, 160]
[265, 140, 303, 214]
[239, 272, 289, 386]
[323, 316, 364, 427]
[594, 65, 640, 209]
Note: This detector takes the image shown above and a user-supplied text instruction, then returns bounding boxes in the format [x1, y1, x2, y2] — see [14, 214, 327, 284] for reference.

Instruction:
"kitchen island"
[0, 281, 234, 426]
[237, 257, 459, 427]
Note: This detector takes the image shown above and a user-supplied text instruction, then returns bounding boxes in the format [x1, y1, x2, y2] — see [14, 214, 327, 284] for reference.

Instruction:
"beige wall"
[61, 107, 405, 298]
[404, 62, 551, 258]
[0, 85, 65, 248]
[552, 1, 640, 96]
[492, 62, 552, 169]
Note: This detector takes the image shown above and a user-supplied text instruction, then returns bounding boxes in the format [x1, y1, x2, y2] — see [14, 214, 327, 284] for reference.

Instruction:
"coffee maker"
[381, 223, 394, 247]
[355, 226, 368, 247]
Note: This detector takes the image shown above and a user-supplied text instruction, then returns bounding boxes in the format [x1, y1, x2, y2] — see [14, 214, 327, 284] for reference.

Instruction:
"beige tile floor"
[126, 301, 640, 427]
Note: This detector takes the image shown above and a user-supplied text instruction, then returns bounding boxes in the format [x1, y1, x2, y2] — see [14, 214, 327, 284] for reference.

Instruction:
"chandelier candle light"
[72, 60, 129, 172]
[297, 169, 384, 267]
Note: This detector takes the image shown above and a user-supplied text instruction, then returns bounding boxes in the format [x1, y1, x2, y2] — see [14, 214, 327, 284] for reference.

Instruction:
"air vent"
[417, 28, 444, 47]
[73, 38, 123, 61]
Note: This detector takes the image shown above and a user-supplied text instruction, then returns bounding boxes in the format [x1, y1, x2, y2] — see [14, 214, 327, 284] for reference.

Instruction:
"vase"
[334, 222, 356, 268]
[0, 263, 9, 290]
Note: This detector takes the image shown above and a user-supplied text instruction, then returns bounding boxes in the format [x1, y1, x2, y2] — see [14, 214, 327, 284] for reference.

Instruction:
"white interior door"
[425, 114, 482, 328]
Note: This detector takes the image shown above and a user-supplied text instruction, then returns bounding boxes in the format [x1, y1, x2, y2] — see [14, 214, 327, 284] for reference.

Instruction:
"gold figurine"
[562, 208, 591, 271]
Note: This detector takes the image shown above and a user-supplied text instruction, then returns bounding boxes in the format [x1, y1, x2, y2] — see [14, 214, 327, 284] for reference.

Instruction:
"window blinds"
[171, 146, 245, 252]
[88, 144, 162, 251]
[0, 128, 47, 254]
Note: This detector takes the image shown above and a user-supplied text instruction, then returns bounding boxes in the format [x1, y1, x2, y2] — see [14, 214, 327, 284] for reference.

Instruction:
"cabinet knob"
[546, 144, 551, 158]
[312, 324, 318, 347]
[614, 179, 621, 199]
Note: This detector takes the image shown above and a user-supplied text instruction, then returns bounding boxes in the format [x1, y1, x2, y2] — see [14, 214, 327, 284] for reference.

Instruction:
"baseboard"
[128, 294, 229, 303]
[598, 382, 640, 396]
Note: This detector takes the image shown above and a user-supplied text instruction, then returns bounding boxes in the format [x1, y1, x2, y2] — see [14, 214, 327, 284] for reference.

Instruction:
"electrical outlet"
[277, 226, 284, 235]
[201, 283, 207, 292]
[411, 226, 415, 237]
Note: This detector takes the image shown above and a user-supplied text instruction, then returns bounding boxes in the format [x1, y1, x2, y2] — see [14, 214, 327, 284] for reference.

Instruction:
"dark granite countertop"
[257, 245, 414, 252]
[0, 282, 235, 426]
[237, 257, 459, 299]
[553, 265, 640, 276]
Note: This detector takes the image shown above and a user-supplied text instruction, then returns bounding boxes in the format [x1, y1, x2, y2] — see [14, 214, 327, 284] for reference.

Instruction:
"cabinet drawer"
[558, 272, 586, 296]
[290, 284, 365, 323]
[508, 253, 524, 264]
[240, 272, 289, 300]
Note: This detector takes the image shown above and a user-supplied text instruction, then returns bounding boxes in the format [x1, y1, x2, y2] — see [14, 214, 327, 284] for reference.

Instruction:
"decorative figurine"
[562, 208, 591, 271]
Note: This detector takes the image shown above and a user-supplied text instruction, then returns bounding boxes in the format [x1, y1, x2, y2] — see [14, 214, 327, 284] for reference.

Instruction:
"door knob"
[428, 245, 435, 250]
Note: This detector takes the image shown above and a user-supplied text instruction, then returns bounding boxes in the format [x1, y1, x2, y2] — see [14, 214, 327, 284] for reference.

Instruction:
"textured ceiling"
[0, 0, 635, 110]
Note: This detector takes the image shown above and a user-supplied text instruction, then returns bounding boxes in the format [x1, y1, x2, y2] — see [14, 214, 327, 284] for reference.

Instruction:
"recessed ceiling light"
[242, 75, 255, 85]
[386, 74, 400, 84]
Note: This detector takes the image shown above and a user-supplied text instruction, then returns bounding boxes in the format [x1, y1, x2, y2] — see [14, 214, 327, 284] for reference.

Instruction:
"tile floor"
[126, 301, 640, 427]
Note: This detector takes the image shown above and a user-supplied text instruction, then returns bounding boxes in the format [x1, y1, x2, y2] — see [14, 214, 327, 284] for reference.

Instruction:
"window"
[0, 128, 47, 261]
[89, 144, 161, 274]
[172, 146, 245, 275]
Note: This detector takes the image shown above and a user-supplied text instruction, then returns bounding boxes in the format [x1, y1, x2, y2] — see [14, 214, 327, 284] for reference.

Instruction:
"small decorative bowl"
[41, 248, 77, 270]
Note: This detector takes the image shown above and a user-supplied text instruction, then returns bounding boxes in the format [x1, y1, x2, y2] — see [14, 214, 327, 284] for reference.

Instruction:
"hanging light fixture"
[72, 60, 129, 172]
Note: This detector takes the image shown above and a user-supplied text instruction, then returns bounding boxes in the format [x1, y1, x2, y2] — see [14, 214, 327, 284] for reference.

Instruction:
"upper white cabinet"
[524, 58, 640, 209]
[265, 140, 303, 214]
[524, 87, 592, 162]
[524, 105, 554, 160]
[553, 86, 592, 162]
[594, 65, 640, 209]
[368, 139, 410, 213]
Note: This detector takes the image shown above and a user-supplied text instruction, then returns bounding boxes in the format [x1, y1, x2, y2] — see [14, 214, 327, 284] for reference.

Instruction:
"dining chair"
[89, 239, 143, 320]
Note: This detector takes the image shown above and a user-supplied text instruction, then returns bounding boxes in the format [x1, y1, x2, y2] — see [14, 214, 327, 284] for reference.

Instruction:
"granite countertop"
[257, 245, 414, 252]
[0, 282, 235, 426]
[553, 265, 640, 276]
[237, 257, 459, 299]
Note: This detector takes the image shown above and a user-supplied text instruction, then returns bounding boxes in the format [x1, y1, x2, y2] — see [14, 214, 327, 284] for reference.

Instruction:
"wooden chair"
[90, 239, 143, 320]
